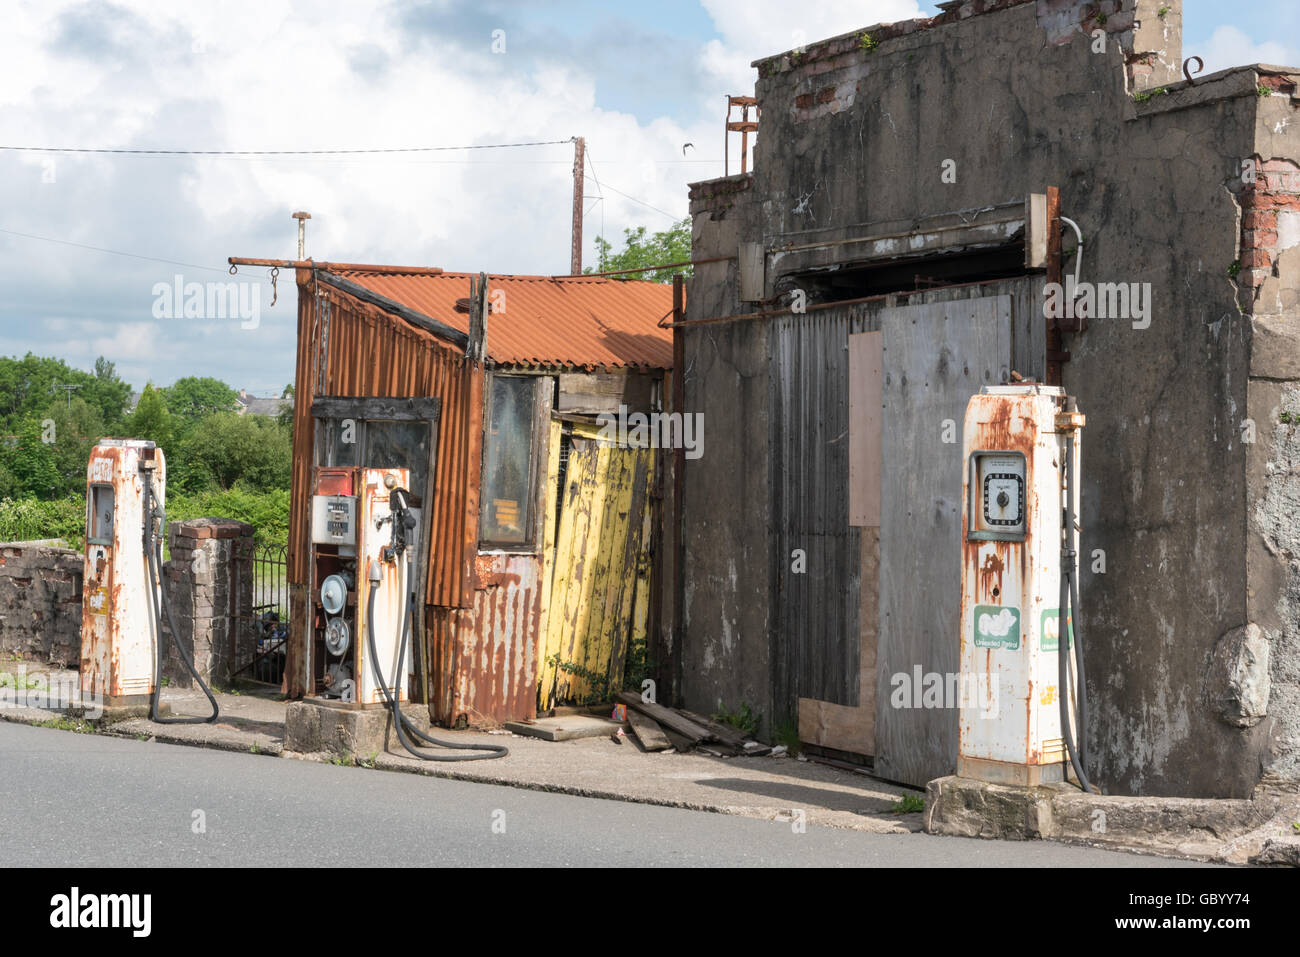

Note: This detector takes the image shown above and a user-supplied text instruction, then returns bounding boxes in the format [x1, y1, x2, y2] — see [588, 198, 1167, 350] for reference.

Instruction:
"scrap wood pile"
[613, 691, 775, 756]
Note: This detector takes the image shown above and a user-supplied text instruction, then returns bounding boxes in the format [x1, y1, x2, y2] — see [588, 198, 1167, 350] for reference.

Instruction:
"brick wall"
[162, 518, 255, 688]
[0, 541, 83, 666]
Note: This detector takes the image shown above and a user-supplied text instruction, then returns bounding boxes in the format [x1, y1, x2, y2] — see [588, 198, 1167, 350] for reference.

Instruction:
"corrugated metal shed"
[334, 269, 674, 371]
[287, 273, 479, 611]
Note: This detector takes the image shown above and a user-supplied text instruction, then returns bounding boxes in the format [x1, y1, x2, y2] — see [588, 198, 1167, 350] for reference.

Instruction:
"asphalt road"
[0, 721, 1199, 867]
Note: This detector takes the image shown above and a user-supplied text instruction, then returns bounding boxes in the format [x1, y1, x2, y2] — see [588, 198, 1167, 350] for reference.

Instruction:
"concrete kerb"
[925, 774, 1300, 865]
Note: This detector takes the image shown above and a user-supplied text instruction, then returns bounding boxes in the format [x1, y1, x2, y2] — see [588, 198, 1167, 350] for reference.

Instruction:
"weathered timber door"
[536, 422, 656, 708]
[873, 295, 1010, 787]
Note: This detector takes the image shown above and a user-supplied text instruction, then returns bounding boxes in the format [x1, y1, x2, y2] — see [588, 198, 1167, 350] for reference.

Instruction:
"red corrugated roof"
[330, 268, 675, 371]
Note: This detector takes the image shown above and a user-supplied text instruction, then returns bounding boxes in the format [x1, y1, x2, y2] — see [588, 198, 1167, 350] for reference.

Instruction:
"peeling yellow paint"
[537, 422, 655, 709]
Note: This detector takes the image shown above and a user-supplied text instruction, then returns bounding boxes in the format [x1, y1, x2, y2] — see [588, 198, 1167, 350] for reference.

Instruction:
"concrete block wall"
[681, 0, 1300, 796]
[162, 518, 255, 689]
[0, 541, 83, 667]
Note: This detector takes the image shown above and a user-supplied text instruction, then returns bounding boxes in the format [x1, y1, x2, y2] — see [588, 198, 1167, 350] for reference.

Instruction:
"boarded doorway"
[872, 295, 1011, 786]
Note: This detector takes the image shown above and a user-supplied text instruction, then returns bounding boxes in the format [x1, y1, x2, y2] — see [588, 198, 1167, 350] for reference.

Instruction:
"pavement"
[0, 720, 1197, 867]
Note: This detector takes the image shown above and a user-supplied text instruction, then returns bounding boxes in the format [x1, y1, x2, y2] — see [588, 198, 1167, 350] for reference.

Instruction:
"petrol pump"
[308, 466, 412, 707]
[307, 464, 508, 761]
[957, 384, 1094, 790]
[80, 439, 217, 721]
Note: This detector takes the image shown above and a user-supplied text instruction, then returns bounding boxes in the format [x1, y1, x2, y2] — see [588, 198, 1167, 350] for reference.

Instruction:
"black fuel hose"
[365, 560, 508, 761]
[143, 473, 219, 724]
[1058, 433, 1096, 792]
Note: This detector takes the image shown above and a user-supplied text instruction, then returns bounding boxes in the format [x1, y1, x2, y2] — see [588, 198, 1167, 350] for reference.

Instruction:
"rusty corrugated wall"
[427, 553, 541, 727]
[287, 269, 479, 609]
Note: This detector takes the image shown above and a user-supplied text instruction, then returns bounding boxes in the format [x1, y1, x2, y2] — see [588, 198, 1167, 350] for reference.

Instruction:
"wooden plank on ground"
[626, 709, 672, 751]
[676, 708, 751, 749]
[614, 691, 710, 742]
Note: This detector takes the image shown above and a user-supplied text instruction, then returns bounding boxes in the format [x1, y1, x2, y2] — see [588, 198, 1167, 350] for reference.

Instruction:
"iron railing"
[232, 542, 288, 686]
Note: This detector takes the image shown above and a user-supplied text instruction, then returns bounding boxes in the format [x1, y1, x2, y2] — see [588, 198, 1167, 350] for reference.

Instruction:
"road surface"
[0, 721, 1200, 867]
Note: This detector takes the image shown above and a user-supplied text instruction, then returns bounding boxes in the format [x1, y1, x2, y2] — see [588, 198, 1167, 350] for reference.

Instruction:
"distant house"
[123, 389, 291, 418]
[236, 389, 292, 418]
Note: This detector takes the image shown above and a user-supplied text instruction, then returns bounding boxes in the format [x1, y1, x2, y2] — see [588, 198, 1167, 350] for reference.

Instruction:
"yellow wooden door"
[537, 422, 654, 709]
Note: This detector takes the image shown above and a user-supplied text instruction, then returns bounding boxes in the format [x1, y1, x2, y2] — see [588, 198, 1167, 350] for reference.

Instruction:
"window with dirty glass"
[480, 375, 537, 547]
[316, 418, 359, 468]
[365, 420, 432, 508]
[88, 484, 114, 545]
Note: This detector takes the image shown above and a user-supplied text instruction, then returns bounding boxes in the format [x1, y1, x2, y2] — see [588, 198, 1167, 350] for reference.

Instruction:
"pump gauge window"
[968, 451, 1027, 541]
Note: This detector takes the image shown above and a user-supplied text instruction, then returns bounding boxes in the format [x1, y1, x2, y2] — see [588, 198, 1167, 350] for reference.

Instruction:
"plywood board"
[797, 527, 879, 755]
[873, 296, 1009, 787]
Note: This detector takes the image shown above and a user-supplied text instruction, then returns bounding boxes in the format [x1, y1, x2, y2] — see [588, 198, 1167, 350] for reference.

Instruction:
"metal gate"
[232, 542, 289, 686]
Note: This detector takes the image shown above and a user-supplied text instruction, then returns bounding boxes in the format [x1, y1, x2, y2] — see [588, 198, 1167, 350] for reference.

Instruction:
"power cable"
[0, 139, 574, 156]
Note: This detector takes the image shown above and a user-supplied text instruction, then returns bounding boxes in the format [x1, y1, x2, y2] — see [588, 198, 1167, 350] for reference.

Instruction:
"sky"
[1, 0, 1297, 396]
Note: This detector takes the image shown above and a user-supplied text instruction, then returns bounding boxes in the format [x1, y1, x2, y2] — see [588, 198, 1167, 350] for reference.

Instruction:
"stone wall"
[0, 541, 83, 666]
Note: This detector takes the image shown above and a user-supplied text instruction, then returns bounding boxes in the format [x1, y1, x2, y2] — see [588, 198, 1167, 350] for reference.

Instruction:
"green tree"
[128, 383, 175, 451]
[0, 417, 62, 499]
[585, 219, 692, 283]
[164, 376, 240, 423]
[182, 412, 291, 492]
[83, 356, 132, 432]
[45, 397, 105, 497]
[0, 353, 130, 432]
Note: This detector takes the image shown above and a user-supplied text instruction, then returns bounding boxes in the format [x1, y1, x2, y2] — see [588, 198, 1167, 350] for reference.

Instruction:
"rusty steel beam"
[227, 257, 445, 276]
[670, 274, 686, 707]
[666, 275, 1025, 328]
[1045, 186, 1067, 386]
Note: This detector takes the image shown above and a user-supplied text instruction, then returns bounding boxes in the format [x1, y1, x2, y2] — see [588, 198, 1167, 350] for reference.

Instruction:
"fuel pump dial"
[968, 451, 1026, 540]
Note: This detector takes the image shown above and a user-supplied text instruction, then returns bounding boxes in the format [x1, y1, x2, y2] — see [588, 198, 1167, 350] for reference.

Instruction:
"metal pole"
[293, 211, 311, 261]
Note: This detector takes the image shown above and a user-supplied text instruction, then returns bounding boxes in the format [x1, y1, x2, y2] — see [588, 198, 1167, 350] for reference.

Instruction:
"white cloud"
[698, 0, 924, 94]
[0, 0, 722, 391]
[1199, 24, 1299, 76]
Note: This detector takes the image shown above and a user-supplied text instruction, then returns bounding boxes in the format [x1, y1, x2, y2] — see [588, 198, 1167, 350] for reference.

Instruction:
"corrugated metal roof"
[330, 269, 675, 371]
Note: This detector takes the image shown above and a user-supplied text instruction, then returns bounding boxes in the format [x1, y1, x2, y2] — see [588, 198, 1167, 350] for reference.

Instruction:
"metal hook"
[1184, 56, 1204, 86]
[269, 266, 279, 307]
[229, 264, 238, 276]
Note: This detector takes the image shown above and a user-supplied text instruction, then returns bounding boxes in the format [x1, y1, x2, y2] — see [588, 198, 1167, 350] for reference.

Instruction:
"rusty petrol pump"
[307, 465, 507, 761]
[956, 385, 1095, 791]
[80, 439, 217, 722]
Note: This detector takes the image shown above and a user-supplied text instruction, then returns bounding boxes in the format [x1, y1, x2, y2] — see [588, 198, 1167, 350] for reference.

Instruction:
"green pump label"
[973, 605, 1020, 650]
[1041, 609, 1074, 651]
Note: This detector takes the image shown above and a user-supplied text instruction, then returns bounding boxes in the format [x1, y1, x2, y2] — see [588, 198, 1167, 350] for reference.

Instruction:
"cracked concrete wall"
[680, 175, 773, 723]
[1245, 84, 1300, 786]
[683, 0, 1300, 796]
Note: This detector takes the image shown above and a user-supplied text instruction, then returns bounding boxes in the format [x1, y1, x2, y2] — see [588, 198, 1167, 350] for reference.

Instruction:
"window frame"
[478, 372, 550, 553]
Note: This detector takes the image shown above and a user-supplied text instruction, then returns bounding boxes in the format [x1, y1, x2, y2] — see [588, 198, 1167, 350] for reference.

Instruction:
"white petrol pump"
[308, 465, 507, 761]
[957, 385, 1095, 791]
[310, 466, 414, 708]
[80, 439, 217, 721]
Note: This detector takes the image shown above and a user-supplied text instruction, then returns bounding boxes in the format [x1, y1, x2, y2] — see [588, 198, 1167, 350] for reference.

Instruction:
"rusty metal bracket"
[1183, 56, 1204, 86]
